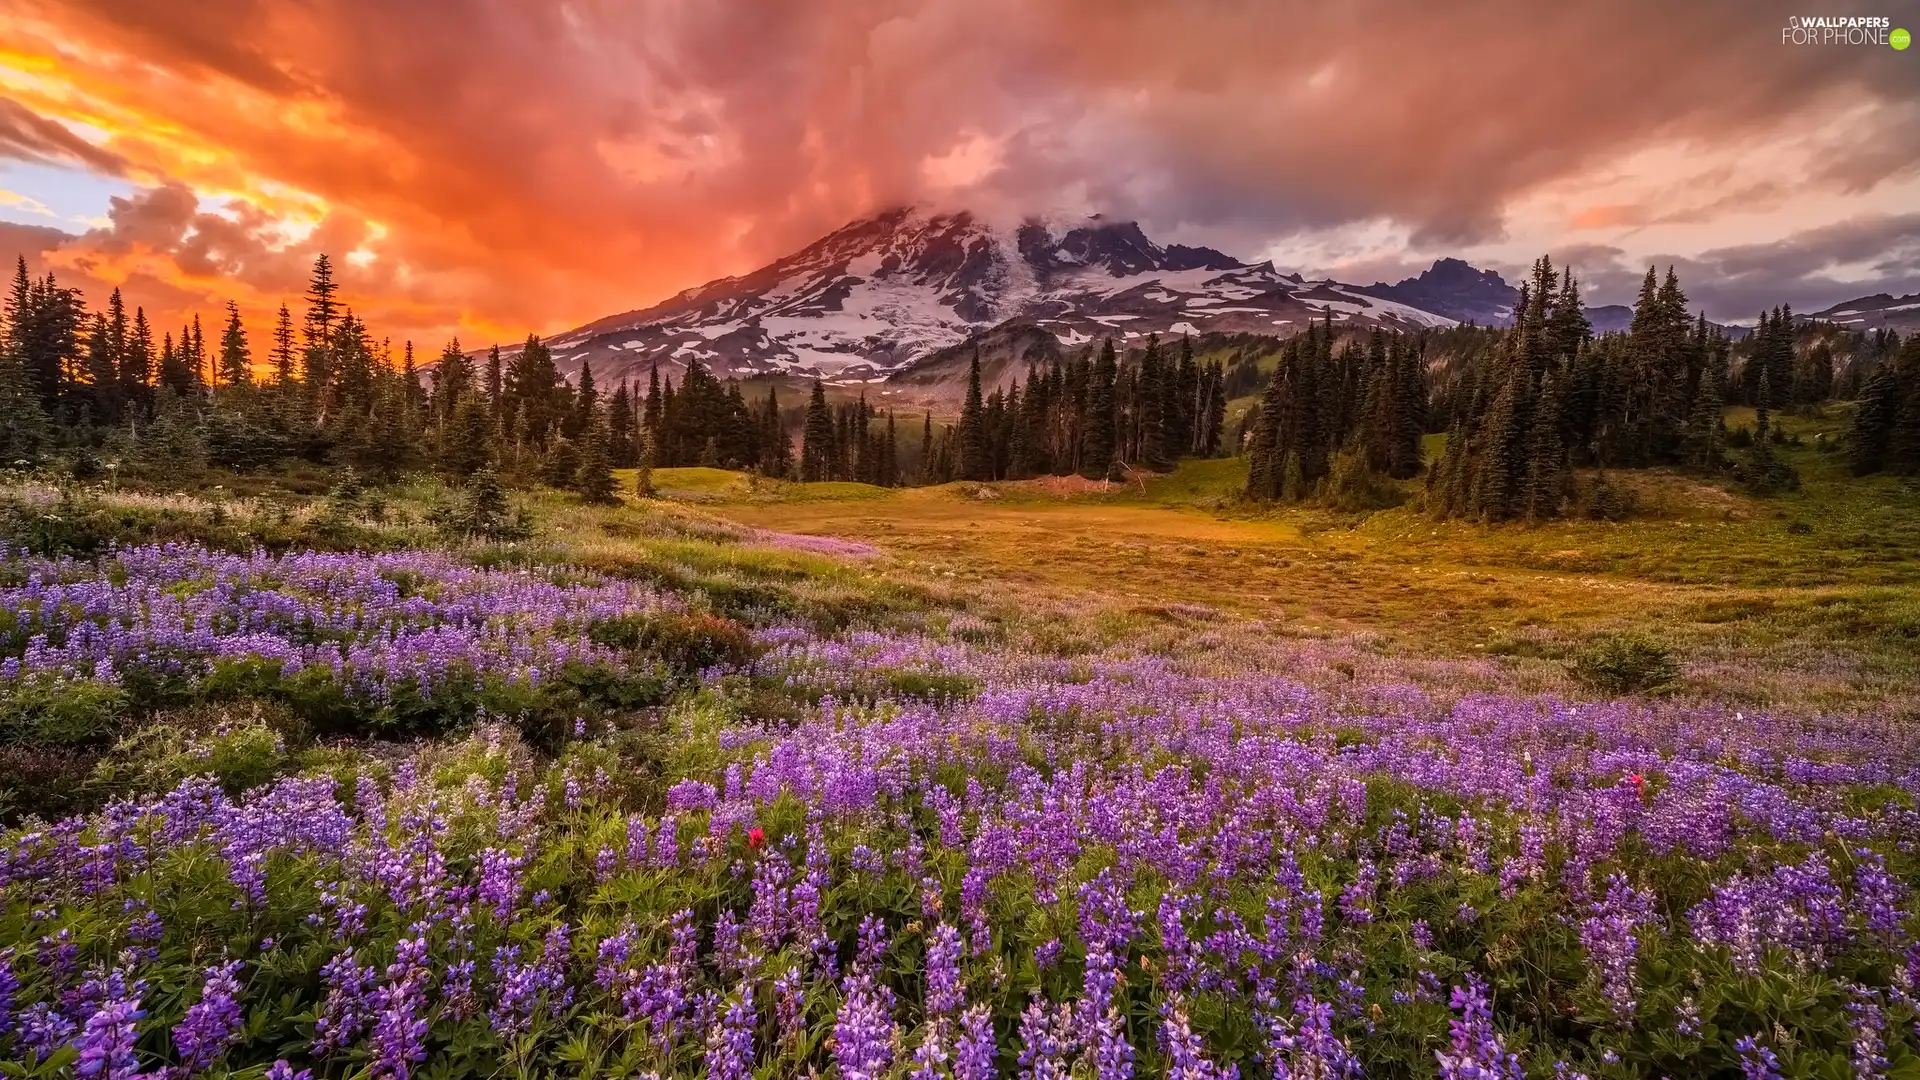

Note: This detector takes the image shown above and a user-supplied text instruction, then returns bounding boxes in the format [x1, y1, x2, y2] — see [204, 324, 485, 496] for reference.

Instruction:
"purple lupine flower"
[1579, 874, 1658, 1025]
[926, 924, 964, 1019]
[955, 1005, 998, 1080]
[704, 986, 755, 1080]
[19, 1001, 77, 1060]
[1264, 995, 1361, 1079]
[1674, 996, 1701, 1038]
[1847, 987, 1890, 1080]
[1079, 941, 1132, 1080]
[1017, 997, 1075, 1080]
[369, 934, 432, 1080]
[0, 947, 16, 1039]
[1436, 977, 1524, 1080]
[774, 967, 806, 1046]
[266, 1062, 313, 1080]
[74, 982, 146, 1080]
[1735, 1036, 1782, 1080]
[1337, 861, 1376, 925]
[491, 924, 573, 1039]
[173, 960, 245, 1072]
[910, 1024, 950, 1080]
[313, 952, 377, 1057]
[1158, 996, 1237, 1080]
[855, 914, 890, 972]
[1034, 938, 1063, 971]
[832, 972, 896, 1080]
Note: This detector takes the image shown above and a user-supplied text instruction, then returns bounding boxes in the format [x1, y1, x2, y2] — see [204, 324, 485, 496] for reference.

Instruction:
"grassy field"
[630, 407, 1920, 717]
[4, 409, 1916, 1080]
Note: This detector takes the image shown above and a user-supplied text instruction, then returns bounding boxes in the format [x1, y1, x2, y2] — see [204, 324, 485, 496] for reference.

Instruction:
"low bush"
[1570, 631, 1682, 695]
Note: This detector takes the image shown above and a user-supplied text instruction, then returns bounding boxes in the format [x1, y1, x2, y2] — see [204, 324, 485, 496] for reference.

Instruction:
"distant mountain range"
[1356, 257, 1635, 334]
[1800, 293, 1920, 334]
[504, 207, 1904, 394]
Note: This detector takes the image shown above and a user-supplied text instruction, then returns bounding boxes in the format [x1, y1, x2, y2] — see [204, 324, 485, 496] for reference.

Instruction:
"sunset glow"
[2, 0, 1916, 350]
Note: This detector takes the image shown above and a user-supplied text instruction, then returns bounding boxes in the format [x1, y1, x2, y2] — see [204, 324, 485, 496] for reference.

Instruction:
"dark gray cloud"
[0, 99, 127, 174]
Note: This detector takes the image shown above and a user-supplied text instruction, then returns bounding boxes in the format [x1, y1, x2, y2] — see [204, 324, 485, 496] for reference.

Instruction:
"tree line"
[1239, 255, 1920, 519]
[900, 335, 1230, 485]
[5, 251, 1916, 508]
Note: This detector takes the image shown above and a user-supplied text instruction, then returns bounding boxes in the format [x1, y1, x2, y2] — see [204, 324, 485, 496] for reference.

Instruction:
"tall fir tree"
[271, 304, 297, 387]
[957, 350, 990, 481]
[217, 301, 252, 388]
[1083, 338, 1118, 480]
[800, 378, 835, 481]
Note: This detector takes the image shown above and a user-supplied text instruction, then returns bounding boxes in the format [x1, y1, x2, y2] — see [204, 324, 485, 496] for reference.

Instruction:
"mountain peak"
[524, 208, 1460, 388]
[1358, 258, 1517, 325]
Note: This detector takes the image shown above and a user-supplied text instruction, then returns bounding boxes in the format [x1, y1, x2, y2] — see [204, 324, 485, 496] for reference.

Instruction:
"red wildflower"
[747, 827, 765, 850]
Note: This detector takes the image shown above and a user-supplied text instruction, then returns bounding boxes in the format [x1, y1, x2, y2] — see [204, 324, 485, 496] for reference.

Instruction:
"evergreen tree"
[634, 420, 657, 497]
[1850, 359, 1901, 475]
[919, 411, 935, 485]
[1522, 370, 1568, 520]
[442, 396, 493, 479]
[217, 301, 251, 387]
[607, 382, 636, 467]
[1741, 370, 1798, 493]
[430, 340, 475, 429]
[575, 413, 618, 503]
[1686, 334, 1728, 468]
[1082, 338, 1118, 479]
[83, 311, 120, 424]
[569, 360, 597, 441]
[1887, 337, 1920, 474]
[157, 331, 196, 396]
[0, 335, 48, 464]
[1137, 335, 1170, 470]
[271, 304, 297, 387]
[507, 335, 561, 448]
[882, 411, 899, 486]
[1793, 339, 1834, 405]
[800, 378, 834, 481]
[540, 437, 580, 488]
[760, 385, 791, 477]
[123, 307, 154, 417]
[3, 257, 28, 347]
[957, 350, 990, 481]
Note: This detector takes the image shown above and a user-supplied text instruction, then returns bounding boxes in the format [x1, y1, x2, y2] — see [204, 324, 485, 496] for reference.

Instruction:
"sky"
[1, 0, 1917, 350]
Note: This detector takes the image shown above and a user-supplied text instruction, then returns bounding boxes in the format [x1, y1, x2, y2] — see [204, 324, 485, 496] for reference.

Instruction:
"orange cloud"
[0, 0, 1915, 347]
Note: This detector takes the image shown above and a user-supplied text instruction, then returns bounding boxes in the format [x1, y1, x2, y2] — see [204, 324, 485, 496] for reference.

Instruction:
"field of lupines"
[1, 536, 1917, 1079]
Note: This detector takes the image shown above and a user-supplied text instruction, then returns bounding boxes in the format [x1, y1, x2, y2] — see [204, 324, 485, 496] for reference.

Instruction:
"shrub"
[1320, 450, 1405, 513]
[434, 468, 531, 540]
[588, 611, 756, 671]
[0, 678, 129, 747]
[89, 701, 297, 799]
[1570, 632, 1682, 696]
[1579, 472, 1635, 522]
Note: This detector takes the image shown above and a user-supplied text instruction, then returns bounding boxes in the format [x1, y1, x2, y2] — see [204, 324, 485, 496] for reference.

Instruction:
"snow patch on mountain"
[507, 207, 1470, 388]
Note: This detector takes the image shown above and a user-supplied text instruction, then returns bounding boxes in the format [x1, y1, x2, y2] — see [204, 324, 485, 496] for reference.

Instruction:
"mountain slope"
[518, 208, 1459, 388]
[1802, 293, 1920, 334]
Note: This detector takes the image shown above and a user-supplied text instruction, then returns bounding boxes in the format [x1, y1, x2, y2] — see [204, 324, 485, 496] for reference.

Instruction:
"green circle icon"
[1895, 27, 1912, 49]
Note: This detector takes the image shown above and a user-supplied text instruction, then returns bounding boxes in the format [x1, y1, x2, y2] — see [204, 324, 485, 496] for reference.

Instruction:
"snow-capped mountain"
[1802, 293, 1920, 334]
[521, 208, 1459, 386]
